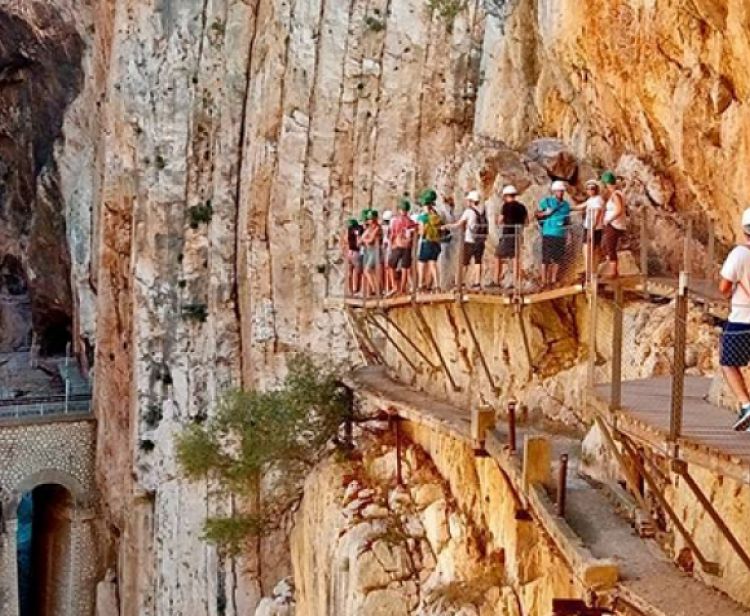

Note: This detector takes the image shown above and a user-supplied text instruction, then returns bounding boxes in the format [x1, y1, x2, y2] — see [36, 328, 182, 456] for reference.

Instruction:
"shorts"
[388, 246, 412, 270]
[720, 322, 750, 367]
[542, 235, 566, 265]
[418, 240, 441, 263]
[602, 225, 624, 261]
[495, 234, 519, 259]
[362, 246, 380, 270]
[583, 229, 603, 246]
[462, 241, 485, 266]
[347, 250, 362, 268]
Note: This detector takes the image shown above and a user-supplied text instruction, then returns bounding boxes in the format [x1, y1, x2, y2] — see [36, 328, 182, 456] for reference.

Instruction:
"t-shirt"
[538, 197, 571, 238]
[418, 211, 443, 242]
[459, 207, 485, 243]
[605, 191, 627, 231]
[500, 201, 528, 235]
[389, 214, 416, 249]
[583, 196, 604, 231]
[721, 246, 750, 323]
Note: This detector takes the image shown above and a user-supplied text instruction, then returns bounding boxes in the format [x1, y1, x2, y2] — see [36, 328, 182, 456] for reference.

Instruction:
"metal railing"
[0, 397, 92, 421]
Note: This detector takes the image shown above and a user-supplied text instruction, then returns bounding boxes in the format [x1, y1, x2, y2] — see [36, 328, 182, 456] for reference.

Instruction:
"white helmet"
[551, 180, 567, 192]
[585, 179, 599, 189]
[382, 209, 393, 222]
[502, 185, 518, 196]
[466, 190, 481, 203]
[742, 207, 750, 229]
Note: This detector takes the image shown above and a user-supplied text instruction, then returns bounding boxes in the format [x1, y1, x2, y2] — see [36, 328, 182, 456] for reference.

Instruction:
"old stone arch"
[0, 420, 99, 616]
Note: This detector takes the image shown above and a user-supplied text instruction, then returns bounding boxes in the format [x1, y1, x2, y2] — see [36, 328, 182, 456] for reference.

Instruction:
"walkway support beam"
[610, 283, 623, 411]
[413, 305, 460, 392]
[458, 301, 499, 394]
[670, 272, 688, 441]
[377, 310, 439, 371]
[365, 311, 421, 374]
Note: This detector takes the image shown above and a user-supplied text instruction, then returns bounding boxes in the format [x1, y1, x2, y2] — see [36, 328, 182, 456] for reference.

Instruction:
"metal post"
[456, 232, 465, 294]
[395, 418, 403, 486]
[640, 208, 649, 282]
[411, 233, 419, 301]
[670, 271, 689, 441]
[507, 400, 517, 453]
[513, 224, 522, 300]
[611, 283, 623, 411]
[587, 274, 599, 389]
[343, 385, 354, 451]
[65, 379, 70, 414]
[557, 453, 568, 517]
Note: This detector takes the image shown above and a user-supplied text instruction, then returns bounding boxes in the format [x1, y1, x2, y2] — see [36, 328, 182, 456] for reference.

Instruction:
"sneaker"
[733, 404, 750, 431]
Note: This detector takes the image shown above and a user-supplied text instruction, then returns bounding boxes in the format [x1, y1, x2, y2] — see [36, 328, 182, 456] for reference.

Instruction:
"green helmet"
[398, 198, 411, 212]
[360, 208, 371, 222]
[367, 209, 379, 220]
[601, 171, 617, 185]
[418, 188, 437, 205]
[347, 218, 359, 228]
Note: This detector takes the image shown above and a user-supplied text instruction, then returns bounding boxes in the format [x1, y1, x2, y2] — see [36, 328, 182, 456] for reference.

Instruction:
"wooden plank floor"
[594, 377, 750, 481]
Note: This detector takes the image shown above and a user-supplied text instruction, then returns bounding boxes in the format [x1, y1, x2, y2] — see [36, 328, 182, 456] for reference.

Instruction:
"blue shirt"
[538, 197, 570, 238]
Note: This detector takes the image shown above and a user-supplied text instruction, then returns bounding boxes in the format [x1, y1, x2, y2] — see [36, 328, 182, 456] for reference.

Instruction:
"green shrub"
[188, 201, 213, 229]
[176, 354, 351, 552]
[427, 0, 467, 29]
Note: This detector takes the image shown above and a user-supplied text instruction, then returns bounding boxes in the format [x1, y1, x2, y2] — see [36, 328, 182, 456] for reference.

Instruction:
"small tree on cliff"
[176, 354, 351, 552]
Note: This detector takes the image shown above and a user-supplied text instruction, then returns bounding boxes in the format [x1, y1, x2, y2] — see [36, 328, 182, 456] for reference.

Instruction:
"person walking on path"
[601, 171, 627, 279]
[416, 189, 444, 291]
[572, 179, 605, 281]
[493, 185, 528, 290]
[437, 194, 457, 290]
[381, 209, 393, 294]
[360, 209, 383, 297]
[719, 207, 750, 430]
[445, 190, 488, 290]
[386, 199, 417, 296]
[340, 218, 363, 295]
[536, 181, 571, 287]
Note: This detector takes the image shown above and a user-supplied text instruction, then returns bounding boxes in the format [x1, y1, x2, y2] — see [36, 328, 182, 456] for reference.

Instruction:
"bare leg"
[723, 366, 750, 406]
[550, 263, 560, 285]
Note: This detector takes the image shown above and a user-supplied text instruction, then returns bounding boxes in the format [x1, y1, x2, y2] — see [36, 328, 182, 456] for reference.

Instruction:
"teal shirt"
[538, 197, 570, 238]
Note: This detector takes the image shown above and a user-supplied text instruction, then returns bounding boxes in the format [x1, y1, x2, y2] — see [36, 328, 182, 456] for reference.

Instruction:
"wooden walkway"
[592, 377, 750, 484]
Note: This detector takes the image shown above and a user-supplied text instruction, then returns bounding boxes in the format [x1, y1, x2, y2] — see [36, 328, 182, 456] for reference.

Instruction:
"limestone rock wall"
[476, 0, 750, 240]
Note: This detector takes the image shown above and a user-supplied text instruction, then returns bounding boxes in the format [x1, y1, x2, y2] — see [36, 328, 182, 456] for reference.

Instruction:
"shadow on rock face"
[0, 4, 83, 352]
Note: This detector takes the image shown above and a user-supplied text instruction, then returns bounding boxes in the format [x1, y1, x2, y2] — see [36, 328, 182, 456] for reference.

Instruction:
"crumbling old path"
[348, 366, 749, 616]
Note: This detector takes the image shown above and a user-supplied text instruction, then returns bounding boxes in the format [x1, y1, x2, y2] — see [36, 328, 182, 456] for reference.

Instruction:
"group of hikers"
[341, 171, 628, 297]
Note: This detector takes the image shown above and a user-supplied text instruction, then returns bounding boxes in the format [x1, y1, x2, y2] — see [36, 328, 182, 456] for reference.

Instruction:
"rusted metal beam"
[670, 272, 688, 441]
[413, 305, 460, 392]
[557, 454, 569, 517]
[457, 301, 499, 394]
[672, 458, 750, 573]
[619, 436, 719, 575]
[552, 599, 613, 616]
[377, 310, 439, 371]
[507, 400, 517, 453]
[365, 311, 421, 374]
[346, 307, 385, 366]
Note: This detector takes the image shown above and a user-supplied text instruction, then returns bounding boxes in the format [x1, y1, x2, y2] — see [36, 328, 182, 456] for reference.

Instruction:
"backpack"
[422, 211, 443, 242]
[471, 207, 489, 241]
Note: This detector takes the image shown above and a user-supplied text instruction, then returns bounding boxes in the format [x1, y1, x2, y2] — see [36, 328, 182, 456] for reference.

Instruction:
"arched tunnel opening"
[17, 484, 74, 616]
[38, 317, 71, 357]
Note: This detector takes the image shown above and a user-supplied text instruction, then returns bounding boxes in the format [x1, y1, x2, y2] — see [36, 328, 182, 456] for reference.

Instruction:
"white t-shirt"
[721, 245, 750, 323]
[459, 207, 479, 243]
[583, 196, 604, 230]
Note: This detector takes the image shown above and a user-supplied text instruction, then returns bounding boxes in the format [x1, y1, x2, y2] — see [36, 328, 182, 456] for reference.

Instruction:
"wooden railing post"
[610, 283, 623, 411]
[587, 274, 599, 389]
[670, 271, 689, 441]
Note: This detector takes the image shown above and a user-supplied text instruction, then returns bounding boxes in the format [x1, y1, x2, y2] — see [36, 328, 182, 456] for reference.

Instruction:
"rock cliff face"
[7, 0, 750, 613]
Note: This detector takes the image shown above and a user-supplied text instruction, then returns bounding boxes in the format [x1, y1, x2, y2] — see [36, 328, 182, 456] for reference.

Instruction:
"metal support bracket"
[377, 310, 439, 371]
[457, 300, 500, 394]
[413, 305, 461, 392]
[365, 311, 422, 374]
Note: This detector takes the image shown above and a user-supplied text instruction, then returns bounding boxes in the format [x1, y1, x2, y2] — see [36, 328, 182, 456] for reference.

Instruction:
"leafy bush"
[176, 354, 351, 553]
[427, 0, 467, 29]
[188, 201, 213, 229]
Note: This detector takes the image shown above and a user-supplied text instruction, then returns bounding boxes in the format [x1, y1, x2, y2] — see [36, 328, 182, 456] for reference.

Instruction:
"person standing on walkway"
[719, 207, 750, 430]
[601, 171, 627, 279]
[381, 209, 393, 294]
[417, 189, 444, 291]
[444, 190, 487, 290]
[386, 199, 417, 296]
[536, 181, 571, 287]
[437, 194, 457, 290]
[360, 209, 382, 297]
[340, 218, 363, 295]
[572, 179, 605, 281]
[493, 185, 528, 289]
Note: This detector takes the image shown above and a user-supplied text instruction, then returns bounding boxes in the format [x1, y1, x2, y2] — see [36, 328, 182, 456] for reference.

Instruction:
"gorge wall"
[2, 0, 749, 614]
